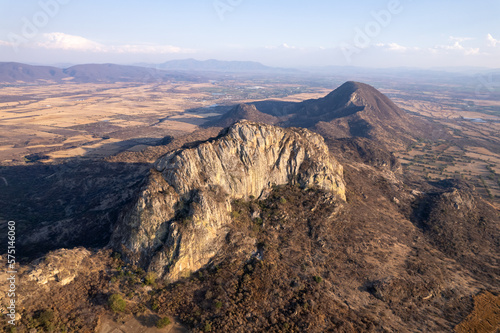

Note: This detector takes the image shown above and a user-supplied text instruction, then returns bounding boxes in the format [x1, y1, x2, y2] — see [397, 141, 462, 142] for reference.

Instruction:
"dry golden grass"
[0, 82, 229, 163]
[464, 99, 500, 107]
[455, 291, 500, 333]
[0, 81, 337, 164]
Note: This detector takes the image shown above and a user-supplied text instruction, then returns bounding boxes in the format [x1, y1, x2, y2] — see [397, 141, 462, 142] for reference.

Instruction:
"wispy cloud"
[433, 36, 480, 55]
[487, 33, 499, 47]
[281, 43, 296, 49]
[0, 32, 194, 54]
[347, 36, 481, 57]
[375, 42, 420, 52]
[37, 32, 105, 51]
[449, 36, 473, 43]
[265, 43, 302, 50]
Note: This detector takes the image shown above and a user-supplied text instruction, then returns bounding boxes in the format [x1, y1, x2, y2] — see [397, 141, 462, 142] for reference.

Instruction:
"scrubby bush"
[151, 301, 159, 312]
[108, 294, 126, 312]
[34, 309, 55, 331]
[145, 272, 157, 286]
[254, 217, 263, 226]
[204, 321, 212, 332]
[156, 316, 171, 328]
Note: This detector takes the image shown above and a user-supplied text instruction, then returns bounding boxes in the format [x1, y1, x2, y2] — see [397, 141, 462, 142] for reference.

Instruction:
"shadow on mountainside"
[0, 160, 150, 261]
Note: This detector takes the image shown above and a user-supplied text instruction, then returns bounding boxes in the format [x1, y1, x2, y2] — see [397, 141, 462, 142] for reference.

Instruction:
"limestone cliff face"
[111, 121, 346, 281]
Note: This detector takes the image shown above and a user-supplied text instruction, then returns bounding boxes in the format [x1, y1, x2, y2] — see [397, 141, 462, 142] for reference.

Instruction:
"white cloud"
[433, 36, 480, 55]
[449, 36, 473, 43]
[37, 32, 105, 51]
[386, 43, 407, 52]
[281, 43, 295, 49]
[265, 43, 303, 50]
[0, 32, 193, 54]
[376, 42, 407, 52]
[374, 42, 422, 53]
[367, 37, 487, 58]
[487, 33, 499, 47]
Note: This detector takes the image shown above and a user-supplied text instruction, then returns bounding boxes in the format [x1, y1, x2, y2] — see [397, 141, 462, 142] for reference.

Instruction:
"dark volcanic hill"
[213, 81, 444, 149]
[292, 81, 408, 125]
[207, 103, 280, 128]
[303, 81, 439, 148]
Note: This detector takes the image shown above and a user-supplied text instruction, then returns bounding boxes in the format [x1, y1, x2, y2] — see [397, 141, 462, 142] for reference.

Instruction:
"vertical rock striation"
[111, 121, 346, 281]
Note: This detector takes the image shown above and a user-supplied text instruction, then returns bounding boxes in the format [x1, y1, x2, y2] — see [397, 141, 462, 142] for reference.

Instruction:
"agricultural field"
[1, 77, 499, 207]
[388, 86, 500, 205]
[0, 80, 323, 164]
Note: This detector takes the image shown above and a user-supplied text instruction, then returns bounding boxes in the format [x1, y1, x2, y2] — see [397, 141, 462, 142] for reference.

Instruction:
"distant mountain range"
[0, 62, 203, 84]
[0, 62, 67, 83]
[0, 60, 300, 84]
[151, 58, 299, 73]
[2, 60, 499, 85]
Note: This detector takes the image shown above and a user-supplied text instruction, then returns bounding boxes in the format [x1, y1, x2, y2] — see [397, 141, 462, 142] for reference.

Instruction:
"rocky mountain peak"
[111, 121, 346, 281]
[314, 81, 408, 120]
[206, 103, 279, 128]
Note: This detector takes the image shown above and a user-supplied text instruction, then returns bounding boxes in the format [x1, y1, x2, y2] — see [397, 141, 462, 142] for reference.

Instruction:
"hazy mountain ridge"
[0, 62, 66, 83]
[0, 62, 203, 84]
[0, 60, 298, 84]
[155, 58, 299, 73]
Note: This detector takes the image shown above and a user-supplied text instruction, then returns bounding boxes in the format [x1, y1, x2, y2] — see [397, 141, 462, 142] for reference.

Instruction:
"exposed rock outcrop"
[409, 180, 500, 289]
[27, 248, 94, 286]
[111, 121, 346, 281]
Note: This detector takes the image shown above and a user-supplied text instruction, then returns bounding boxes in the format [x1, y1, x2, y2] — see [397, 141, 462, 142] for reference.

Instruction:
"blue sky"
[0, 0, 499, 68]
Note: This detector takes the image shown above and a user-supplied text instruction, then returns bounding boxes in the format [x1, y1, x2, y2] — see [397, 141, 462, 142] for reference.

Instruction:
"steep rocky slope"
[1, 80, 497, 331]
[150, 156, 499, 332]
[411, 180, 500, 285]
[2, 122, 498, 332]
[211, 81, 446, 149]
[289, 81, 409, 126]
[111, 121, 346, 281]
[307, 81, 428, 147]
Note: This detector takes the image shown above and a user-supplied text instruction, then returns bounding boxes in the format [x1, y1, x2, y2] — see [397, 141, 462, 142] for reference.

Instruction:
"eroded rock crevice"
[111, 121, 346, 281]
